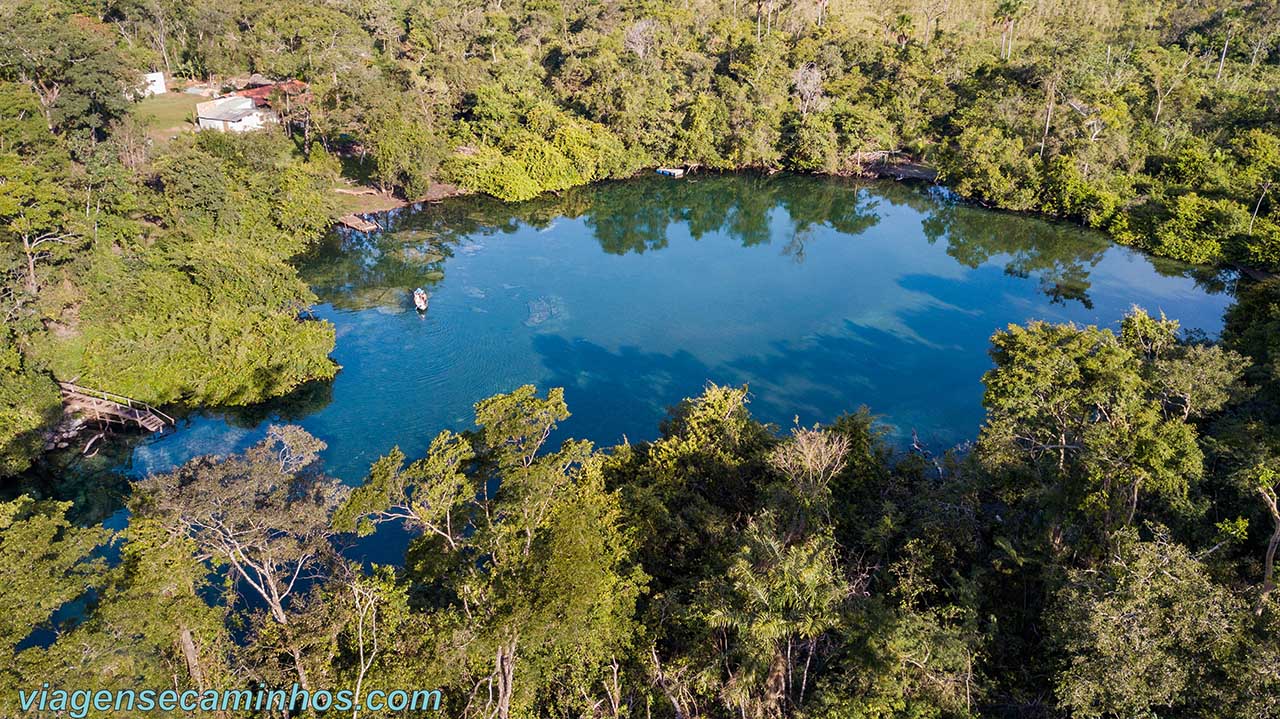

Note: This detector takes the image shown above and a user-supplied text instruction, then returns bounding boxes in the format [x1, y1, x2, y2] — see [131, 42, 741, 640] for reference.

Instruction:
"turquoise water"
[114, 175, 1231, 494]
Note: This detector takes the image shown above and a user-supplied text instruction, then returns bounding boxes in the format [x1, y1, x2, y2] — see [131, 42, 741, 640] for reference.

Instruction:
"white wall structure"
[141, 72, 166, 97]
[195, 96, 274, 133]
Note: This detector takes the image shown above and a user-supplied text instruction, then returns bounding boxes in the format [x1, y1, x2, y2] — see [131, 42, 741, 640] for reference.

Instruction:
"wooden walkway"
[338, 214, 379, 232]
[59, 382, 175, 433]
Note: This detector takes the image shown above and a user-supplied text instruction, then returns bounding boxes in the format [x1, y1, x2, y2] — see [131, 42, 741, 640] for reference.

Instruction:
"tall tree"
[0, 497, 109, 693]
[1051, 528, 1246, 717]
[0, 152, 74, 293]
[978, 309, 1240, 548]
[0, 3, 138, 134]
[338, 386, 645, 718]
[136, 425, 348, 690]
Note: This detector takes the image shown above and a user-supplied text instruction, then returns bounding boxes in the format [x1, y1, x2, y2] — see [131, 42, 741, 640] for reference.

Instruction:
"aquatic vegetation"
[524, 296, 566, 327]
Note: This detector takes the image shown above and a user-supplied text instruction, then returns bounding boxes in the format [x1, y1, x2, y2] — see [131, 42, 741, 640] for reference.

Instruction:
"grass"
[331, 185, 405, 216]
[134, 92, 202, 144]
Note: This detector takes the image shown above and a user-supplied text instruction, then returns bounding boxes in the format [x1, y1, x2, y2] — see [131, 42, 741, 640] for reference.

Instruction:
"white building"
[140, 72, 166, 97]
[195, 96, 274, 133]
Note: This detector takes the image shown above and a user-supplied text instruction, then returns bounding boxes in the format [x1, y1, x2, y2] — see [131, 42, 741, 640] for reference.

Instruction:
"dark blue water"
[114, 175, 1232, 494]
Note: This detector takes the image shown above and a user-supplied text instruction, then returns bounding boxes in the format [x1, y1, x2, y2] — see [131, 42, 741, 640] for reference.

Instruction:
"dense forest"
[3, 0, 1280, 716]
[7, 328, 1280, 717]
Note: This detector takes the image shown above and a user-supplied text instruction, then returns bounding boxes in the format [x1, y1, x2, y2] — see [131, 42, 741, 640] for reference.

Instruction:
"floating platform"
[338, 214, 379, 232]
[656, 167, 686, 178]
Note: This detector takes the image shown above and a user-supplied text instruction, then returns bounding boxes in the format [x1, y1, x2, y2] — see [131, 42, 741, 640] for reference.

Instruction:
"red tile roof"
[233, 80, 310, 107]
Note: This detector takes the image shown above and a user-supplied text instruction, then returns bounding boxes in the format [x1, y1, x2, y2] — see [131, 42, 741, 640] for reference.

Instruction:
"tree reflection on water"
[299, 173, 1228, 314]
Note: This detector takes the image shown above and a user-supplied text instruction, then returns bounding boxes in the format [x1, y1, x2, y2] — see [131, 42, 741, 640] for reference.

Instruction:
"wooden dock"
[338, 214, 379, 232]
[59, 382, 174, 433]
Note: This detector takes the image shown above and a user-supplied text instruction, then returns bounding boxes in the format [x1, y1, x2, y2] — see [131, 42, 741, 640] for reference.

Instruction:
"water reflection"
[302, 174, 1221, 313]
[18, 174, 1235, 507]
[920, 191, 1233, 307]
[220, 379, 336, 428]
[295, 229, 453, 312]
[922, 200, 1107, 308]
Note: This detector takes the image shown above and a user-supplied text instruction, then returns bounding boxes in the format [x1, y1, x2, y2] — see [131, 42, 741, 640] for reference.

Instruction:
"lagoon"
[106, 174, 1232, 495]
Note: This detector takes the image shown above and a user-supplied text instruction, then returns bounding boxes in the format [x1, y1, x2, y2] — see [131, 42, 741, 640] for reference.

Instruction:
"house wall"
[195, 96, 275, 133]
[196, 110, 274, 133]
[142, 72, 166, 97]
[235, 112, 270, 132]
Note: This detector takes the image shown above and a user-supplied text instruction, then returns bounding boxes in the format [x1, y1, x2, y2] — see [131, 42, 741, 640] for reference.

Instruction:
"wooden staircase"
[58, 382, 175, 433]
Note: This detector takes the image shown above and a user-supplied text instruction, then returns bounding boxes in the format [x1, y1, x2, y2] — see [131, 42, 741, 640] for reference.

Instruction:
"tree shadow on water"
[529, 307, 993, 452]
[723, 315, 996, 449]
[219, 378, 336, 429]
[530, 334, 722, 445]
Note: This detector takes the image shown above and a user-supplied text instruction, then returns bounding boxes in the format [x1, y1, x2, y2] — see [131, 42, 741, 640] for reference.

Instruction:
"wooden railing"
[58, 381, 175, 432]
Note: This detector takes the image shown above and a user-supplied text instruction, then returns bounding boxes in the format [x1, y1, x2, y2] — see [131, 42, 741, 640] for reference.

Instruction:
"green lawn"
[134, 92, 201, 143]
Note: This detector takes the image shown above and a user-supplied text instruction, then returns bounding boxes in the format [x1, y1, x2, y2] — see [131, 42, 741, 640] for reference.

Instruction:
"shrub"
[0, 338, 60, 476]
[442, 146, 541, 202]
[783, 111, 839, 173]
[1153, 193, 1249, 265]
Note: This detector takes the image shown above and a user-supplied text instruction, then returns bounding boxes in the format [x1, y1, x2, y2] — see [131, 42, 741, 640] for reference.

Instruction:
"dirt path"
[332, 182, 470, 216]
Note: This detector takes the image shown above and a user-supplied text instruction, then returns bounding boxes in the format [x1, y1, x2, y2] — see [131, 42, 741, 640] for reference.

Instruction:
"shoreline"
[40, 166, 1244, 468]
[329, 160, 940, 227]
[329, 164, 1277, 286]
[332, 181, 472, 216]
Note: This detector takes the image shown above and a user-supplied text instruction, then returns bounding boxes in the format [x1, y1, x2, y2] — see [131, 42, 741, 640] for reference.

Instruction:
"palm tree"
[707, 519, 851, 717]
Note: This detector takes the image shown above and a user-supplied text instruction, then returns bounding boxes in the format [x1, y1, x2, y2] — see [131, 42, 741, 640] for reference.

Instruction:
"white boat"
[413, 287, 429, 312]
